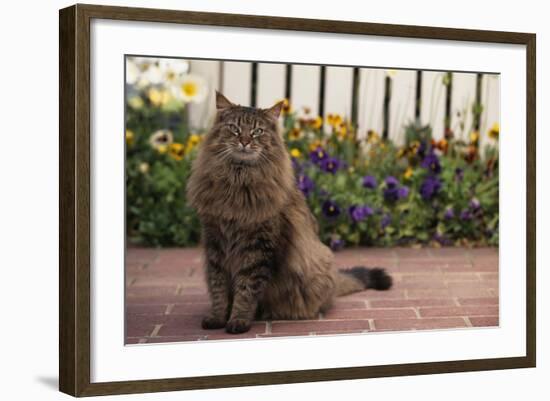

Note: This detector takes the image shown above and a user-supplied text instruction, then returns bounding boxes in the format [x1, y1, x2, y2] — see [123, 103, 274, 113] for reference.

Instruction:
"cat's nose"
[239, 137, 252, 148]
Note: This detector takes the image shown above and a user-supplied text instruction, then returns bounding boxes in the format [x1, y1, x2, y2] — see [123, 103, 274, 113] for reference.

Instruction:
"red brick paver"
[125, 247, 499, 344]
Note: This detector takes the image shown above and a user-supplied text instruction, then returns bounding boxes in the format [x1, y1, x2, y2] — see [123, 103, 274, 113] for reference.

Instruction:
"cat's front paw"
[225, 318, 251, 334]
[201, 315, 227, 330]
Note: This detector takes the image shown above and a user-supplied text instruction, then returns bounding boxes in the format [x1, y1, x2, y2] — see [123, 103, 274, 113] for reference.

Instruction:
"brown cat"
[186, 92, 392, 334]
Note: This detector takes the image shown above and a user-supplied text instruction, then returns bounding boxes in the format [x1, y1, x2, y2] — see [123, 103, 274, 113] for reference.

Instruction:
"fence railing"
[188, 60, 499, 147]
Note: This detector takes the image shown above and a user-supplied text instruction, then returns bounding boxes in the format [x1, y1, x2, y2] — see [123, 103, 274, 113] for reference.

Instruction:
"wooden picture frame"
[59, 3, 536, 397]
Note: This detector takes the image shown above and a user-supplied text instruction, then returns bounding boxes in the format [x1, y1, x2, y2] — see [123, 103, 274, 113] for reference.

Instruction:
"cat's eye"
[252, 128, 264, 137]
[228, 124, 240, 135]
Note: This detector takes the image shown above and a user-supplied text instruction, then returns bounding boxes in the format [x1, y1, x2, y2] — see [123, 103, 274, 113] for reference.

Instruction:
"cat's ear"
[215, 91, 234, 110]
[264, 100, 284, 119]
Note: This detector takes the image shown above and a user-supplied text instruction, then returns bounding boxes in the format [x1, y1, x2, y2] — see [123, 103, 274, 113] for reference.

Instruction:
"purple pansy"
[420, 175, 441, 200]
[296, 174, 314, 196]
[421, 150, 441, 174]
[349, 205, 374, 223]
[384, 187, 399, 202]
[417, 141, 427, 158]
[362, 175, 377, 189]
[469, 197, 481, 211]
[433, 233, 452, 246]
[291, 158, 302, 172]
[385, 176, 399, 189]
[309, 146, 328, 165]
[460, 209, 473, 221]
[381, 214, 391, 229]
[322, 200, 341, 218]
[330, 237, 345, 251]
[444, 207, 455, 220]
[455, 167, 464, 182]
[398, 186, 410, 199]
[320, 157, 341, 174]
[383, 176, 408, 203]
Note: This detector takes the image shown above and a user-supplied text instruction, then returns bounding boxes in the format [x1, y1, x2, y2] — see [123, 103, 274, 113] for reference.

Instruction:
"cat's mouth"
[230, 147, 261, 164]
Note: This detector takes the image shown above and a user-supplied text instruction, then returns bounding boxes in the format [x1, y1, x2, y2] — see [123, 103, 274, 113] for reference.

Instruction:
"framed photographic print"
[59, 3, 536, 397]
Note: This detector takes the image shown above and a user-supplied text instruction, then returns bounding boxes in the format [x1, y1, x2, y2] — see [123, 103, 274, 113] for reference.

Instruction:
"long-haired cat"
[186, 92, 392, 334]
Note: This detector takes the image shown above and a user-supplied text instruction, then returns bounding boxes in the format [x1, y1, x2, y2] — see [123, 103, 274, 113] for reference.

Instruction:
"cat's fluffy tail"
[336, 266, 392, 296]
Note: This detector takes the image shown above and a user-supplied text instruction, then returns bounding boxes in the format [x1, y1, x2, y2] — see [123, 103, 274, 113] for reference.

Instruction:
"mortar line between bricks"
[463, 317, 473, 327]
[452, 297, 461, 306]
[392, 250, 399, 268]
[266, 321, 272, 335]
[174, 284, 183, 295]
[150, 324, 163, 337]
[164, 304, 174, 315]
[413, 307, 421, 319]
[465, 250, 473, 265]
[138, 338, 147, 344]
[142, 253, 160, 270]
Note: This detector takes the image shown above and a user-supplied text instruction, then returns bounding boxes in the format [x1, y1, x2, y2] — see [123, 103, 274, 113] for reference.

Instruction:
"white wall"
[0, 1, 546, 401]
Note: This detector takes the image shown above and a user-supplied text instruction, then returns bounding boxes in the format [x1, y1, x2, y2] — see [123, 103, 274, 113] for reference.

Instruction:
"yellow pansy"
[488, 123, 499, 140]
[403, 166, 413, 179]
[127, 96, 144, 110]
[411, 140, 420, 154]
[290, 148, 302, 158]
[281, 98, 291, 115]
[436, 138, 449, 153]
[188, 134, 201, 146]
[168, 143, 185, 161]
[157, 145, 168, 154]
[185, 134, 202, 153]
[326, 113, 343, 128]
[470, 131, 480, 144]
[337, 123, 348, 139]
[288, 128, 302, 140]
[125, 129, 134, 146]
[309, 139, 323, 152]
[311, 116, 323, 130]
[148, 87, 172, 107]
[367, 130, 380, 144]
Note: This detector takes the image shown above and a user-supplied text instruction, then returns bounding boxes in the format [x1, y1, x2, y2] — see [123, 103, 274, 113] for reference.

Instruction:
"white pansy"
[148, 129, 174, 149]
[144, 64, 163, 85]
[126, 59, 140, 85]
[158, 60, 189, 88]
[130, 57, 153, 72]
[159, 59, 189, 77]
[172, 74, 208, 104]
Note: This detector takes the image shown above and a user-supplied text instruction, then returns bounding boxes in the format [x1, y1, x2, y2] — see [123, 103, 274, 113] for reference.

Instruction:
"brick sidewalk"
[126, 247, 498, 344]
